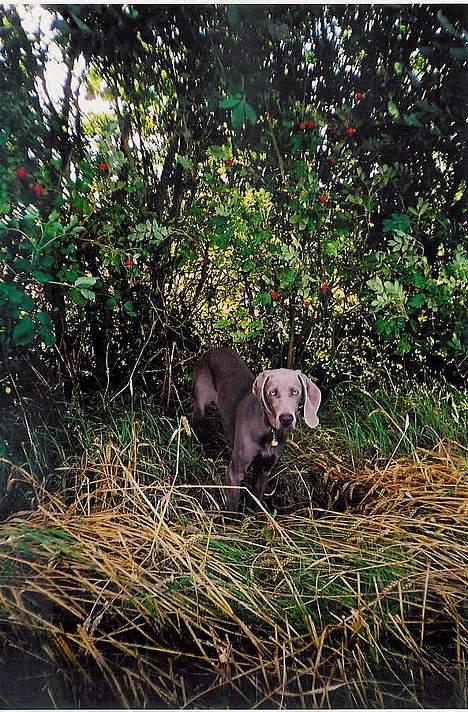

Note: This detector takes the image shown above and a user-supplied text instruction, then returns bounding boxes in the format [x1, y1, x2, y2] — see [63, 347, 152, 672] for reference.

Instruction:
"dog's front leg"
[253, 466, 272, 504]
[226, 458, 247, 512]
[226, 442, 256, 511]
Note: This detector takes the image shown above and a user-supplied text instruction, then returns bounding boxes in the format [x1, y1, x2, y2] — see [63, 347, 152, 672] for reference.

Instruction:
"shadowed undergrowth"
[0, 392, 466, 707]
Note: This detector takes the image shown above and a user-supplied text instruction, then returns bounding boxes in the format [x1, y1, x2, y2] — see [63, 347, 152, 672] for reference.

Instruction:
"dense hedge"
[0, 5, 466, 397]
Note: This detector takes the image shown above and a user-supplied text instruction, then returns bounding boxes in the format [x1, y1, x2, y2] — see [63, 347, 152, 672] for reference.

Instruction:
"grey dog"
[193, 347, 321, 511]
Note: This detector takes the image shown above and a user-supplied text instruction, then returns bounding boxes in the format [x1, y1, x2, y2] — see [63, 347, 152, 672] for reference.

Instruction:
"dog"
[193, 347, 321, 511]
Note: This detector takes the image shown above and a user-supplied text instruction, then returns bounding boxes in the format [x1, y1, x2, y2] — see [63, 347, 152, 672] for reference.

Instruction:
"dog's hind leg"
[193, 364, 217, 423]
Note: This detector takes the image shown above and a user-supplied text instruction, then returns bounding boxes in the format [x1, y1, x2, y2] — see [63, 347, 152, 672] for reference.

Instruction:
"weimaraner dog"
[193, 347, 321, 511]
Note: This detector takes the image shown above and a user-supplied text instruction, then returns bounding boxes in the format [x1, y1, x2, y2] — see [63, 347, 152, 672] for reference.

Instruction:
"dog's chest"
[259, 432, 283, 459]
[260, 444, 276, 459]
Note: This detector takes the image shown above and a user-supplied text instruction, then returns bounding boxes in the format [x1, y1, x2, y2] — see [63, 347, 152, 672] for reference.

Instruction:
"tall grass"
[1, 376, 465, 491]
[0, 380, 466, 707]
[322, 380, 467, 464]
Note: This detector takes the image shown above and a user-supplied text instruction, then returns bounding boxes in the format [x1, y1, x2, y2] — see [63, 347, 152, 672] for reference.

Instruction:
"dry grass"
[0, 429, 467, 708]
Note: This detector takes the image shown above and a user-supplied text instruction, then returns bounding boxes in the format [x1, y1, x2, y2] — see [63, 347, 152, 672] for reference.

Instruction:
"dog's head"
[252, 368, 321, 432]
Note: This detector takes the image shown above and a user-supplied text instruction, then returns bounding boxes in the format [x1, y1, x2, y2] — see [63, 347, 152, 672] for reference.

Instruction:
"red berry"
[16, 167, 27, 178]
[270, 290, 280, 301]
[298, 122, 307, 130]
[319, 194, 329, 205]
[225, 159, 234, 168]
[345, 127, 357, 137]
[319, 283, 330, 294]
[98, 162, 108, 172]
[354, 92, 365, 101]
[306, 120, 318, 129]
[124, 257, 134, 267]
[33, 183, 44, 195]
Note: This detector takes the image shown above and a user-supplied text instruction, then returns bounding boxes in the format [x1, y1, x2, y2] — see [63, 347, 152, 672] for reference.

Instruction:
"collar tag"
[271, 432, 279, 447]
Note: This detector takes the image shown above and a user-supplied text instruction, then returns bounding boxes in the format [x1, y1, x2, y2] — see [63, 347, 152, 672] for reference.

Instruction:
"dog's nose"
[279, 413, 294, 427]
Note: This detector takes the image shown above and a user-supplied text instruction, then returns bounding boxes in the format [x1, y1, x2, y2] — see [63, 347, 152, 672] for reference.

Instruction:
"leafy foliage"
[0, 5, 466, 395]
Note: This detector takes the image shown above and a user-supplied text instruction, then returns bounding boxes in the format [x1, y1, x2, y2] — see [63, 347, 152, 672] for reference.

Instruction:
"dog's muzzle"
[279, 413, 294, 428]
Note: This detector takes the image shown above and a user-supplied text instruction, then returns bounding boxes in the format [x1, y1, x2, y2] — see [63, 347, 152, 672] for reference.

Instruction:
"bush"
[0, 5, 466, 393]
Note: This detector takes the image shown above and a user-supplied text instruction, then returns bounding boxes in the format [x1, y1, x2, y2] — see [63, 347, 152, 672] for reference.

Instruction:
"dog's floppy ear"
[252, 370, 272, 412]
[296, 372, 321, 428]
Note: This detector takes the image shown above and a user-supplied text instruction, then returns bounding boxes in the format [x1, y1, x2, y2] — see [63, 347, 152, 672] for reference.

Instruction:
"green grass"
[321, 380, 467, 463]
[1, 377, 465, 500]
[0, 378, 466, 707]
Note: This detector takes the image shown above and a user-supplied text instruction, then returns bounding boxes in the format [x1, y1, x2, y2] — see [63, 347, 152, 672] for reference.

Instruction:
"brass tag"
[271, 435, 279, 447]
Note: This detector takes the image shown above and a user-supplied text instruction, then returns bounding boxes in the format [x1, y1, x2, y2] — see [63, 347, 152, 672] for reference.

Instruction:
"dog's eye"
[270, 388, 278, 396]
[291, 388, 299, 396]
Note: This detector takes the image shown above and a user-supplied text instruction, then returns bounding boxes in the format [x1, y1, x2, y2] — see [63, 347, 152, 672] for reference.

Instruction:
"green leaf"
[205, 94, 218, 111]
[409, 294, 425, 309]
[254, 292, 272, 306]
[403, 113, 423, 128]
[290, 133, 302, 151]
[36, 311, 52, 327]
[244, 101, 257, 125]
[80, 288, 95, 301]
[74, 276, 97, 288]
[375, 318, 388, 335]
[106, 296, 118, 309]
[335, 107, 348, 122]
[32, 270, 53, 284]
[123, 300, 136, 316]
[21, 293, 34, 312]
[220, 96, 242, 109]
[398, 336, 411, 354]
[48, 209, 61, 223]
[176, 155, 193, 170]
[208, 145, 229, 160]
[324, 240, 339, 256]
[388, 98, 400, 120]
[13, 258, 31, 271]
[55, 19, 71, 35]
[280, 269, 297, 287]
[37, 326, 55, 348]
[383, 213, 410, 234]
[39, 255, 55, 269]
[12, 317, 34, 345]
[231, 102, 246, 129]
[367, 277, 384, 293]
[214, 319, 230, 330]
[413, 273, 426, 288]
[69, 288, 87, 306]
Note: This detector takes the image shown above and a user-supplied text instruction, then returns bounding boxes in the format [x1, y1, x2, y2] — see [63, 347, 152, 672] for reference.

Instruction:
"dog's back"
[193, 348, 254, 441]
